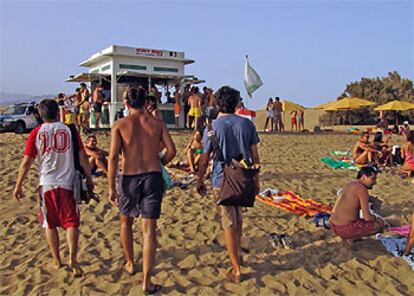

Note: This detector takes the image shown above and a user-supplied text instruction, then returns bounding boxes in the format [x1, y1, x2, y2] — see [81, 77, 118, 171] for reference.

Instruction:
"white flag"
[244, 55, 263, 98]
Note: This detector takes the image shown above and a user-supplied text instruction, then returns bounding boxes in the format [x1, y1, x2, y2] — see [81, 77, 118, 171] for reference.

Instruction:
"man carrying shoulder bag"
[197, 86, 260, 284]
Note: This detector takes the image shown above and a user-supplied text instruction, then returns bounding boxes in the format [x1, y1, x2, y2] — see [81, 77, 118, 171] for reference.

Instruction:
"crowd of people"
[263, 97, 305, 132]
[52, 82, 109, 134]
[352, 127, 414, 177]
[11, 83, 414, 294]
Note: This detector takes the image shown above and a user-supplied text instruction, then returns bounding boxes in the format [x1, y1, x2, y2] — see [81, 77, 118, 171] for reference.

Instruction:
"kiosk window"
[119, 64, 147, 71]
[153, 66, 178, 73]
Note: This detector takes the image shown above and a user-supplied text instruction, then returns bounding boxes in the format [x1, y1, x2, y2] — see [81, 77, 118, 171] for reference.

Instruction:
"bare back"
[273, 101, 281, 113]
[330, 180, 367, 225]
[115, 112, 164, 174]
[189, 95, 201, 108]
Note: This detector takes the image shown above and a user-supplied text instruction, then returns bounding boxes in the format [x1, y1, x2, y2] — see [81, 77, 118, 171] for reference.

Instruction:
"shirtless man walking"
[108, 86, 176, 294]
[352, 132, 381, 165]
[187, 87, 202, 130]
[329, 166, 384, 249]
[92, 84, 104, 128]
[273, 97, 282, 132]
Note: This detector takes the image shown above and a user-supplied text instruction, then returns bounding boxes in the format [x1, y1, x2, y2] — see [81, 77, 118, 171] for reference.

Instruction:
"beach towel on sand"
[330, 150, 351, 157]
[321, 157, 359, 171]
[256, 191, 332, 217]
[376, 235, 414, 270]
[386, 225, 411, 237]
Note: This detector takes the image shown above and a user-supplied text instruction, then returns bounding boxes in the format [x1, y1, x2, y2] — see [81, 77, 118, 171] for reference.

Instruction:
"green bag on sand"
[161, 164, 173, 190]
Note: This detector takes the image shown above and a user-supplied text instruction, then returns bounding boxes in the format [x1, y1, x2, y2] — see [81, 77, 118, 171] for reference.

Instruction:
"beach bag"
[207, 124, 259, 207]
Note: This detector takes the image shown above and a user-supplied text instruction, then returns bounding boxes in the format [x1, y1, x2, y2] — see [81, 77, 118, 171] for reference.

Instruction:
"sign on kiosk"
[135, 48, 162, 57]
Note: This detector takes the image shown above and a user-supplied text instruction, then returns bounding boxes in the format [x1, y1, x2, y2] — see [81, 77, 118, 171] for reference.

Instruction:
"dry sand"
[1, 127, 413, 295]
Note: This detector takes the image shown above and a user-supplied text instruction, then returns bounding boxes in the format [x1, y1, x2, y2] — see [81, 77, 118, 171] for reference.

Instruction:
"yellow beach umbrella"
[281, 100, 305, 112]
[313, 101, 334, 110]
[374, 100, 414, 111]
[323, 97, 374, 111]
[374, 100, 414, 125]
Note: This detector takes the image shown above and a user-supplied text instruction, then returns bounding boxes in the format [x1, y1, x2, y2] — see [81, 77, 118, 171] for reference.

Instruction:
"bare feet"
[143, 283, 162, 295]
[69, 260, 84, 277]
[342, 238, 355, 251]
[225, 268, 241, 283]
[52, 260, 63, 269]
[123, 261, 135, 275]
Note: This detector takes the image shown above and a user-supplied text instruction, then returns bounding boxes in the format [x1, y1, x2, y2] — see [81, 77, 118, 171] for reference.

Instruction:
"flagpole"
[245, 54, 249, 109]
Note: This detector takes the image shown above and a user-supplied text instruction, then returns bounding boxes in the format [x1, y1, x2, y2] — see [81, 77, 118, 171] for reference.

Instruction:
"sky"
[0, 0, 413, 109]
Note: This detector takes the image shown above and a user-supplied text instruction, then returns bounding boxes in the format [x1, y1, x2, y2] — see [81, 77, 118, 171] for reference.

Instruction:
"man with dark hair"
[329, 166, 384, 249]
[13, 99, 93, 276]
[92, 84, 104, 128]
[84, 134, 108, 175]
[108, 86, 176, 294]
[197, 86, 260, 283]
[273, 96, 282, 132]
[352, 132, 381, 165]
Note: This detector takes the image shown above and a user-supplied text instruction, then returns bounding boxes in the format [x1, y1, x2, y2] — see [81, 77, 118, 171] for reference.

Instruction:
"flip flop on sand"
[143, 284, 162, 295]
[269, 233, 282, 249]
[280, 234, 296, 250]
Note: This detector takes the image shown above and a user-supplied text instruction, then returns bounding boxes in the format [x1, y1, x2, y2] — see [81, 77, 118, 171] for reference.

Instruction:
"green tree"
[319, 71, 414, 126]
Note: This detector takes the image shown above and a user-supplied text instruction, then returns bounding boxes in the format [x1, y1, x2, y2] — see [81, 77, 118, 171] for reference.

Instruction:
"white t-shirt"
[24, 122, 84, 189]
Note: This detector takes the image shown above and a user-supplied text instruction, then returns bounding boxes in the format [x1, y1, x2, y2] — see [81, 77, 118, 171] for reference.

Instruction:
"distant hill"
[0, 91, 55, 106]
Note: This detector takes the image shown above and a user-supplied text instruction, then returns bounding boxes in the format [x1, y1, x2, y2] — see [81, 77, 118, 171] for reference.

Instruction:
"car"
[0, 102, 41, 134]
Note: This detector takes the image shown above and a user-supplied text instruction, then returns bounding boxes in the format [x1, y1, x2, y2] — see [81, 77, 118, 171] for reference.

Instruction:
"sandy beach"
[1, 125, 413, 295]
[0, 126, 414, 295]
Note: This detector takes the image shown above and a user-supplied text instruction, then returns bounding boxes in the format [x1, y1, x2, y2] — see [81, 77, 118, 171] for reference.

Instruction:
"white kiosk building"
[67, 45, 203, 128]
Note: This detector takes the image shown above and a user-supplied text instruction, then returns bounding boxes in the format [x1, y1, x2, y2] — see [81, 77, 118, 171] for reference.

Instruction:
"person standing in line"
[13, 99, 93, 277]
[108, 86, 176, 294]
[92, 84, 104, 128]
[79, 83, 91, 133]
[197, 86, 260, 283]
[174, 86, 181, 128]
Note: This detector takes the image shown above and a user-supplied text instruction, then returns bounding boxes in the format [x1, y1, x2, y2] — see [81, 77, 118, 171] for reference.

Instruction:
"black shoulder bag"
[207, 124, 259, 207]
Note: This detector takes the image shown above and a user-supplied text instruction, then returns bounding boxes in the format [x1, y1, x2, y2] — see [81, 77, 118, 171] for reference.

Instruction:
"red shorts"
[291, 118, 297, 125]
[331, 218, 384, 240]
[38, 187, 80, 229]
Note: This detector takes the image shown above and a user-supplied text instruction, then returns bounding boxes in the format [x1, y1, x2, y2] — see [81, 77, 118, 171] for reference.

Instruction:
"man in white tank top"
[13, 99, 93, 277]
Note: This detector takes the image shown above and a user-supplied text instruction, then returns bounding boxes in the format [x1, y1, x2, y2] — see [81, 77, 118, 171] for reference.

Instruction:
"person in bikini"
[371, 132, 393, 167]
[264, 98, 274, 132]
[108, 86, 176, 294]
[352, 132, 381, 165]
[84, 134, 108, 175]
[329, 166, 385, 249]
[13, 99, 93, 277]
[401, 130, 414, 177]
[187, 87, 202, 130]
[184, 129, 203, 173]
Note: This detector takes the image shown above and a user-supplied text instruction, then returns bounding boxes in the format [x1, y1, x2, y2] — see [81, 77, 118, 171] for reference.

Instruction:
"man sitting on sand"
[329, 166, 385, 249]
[13, 99, 93, 276]
[108, 86, 176, 294]
[84, 134, 108, 175]
[352, 132, 381, 165]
